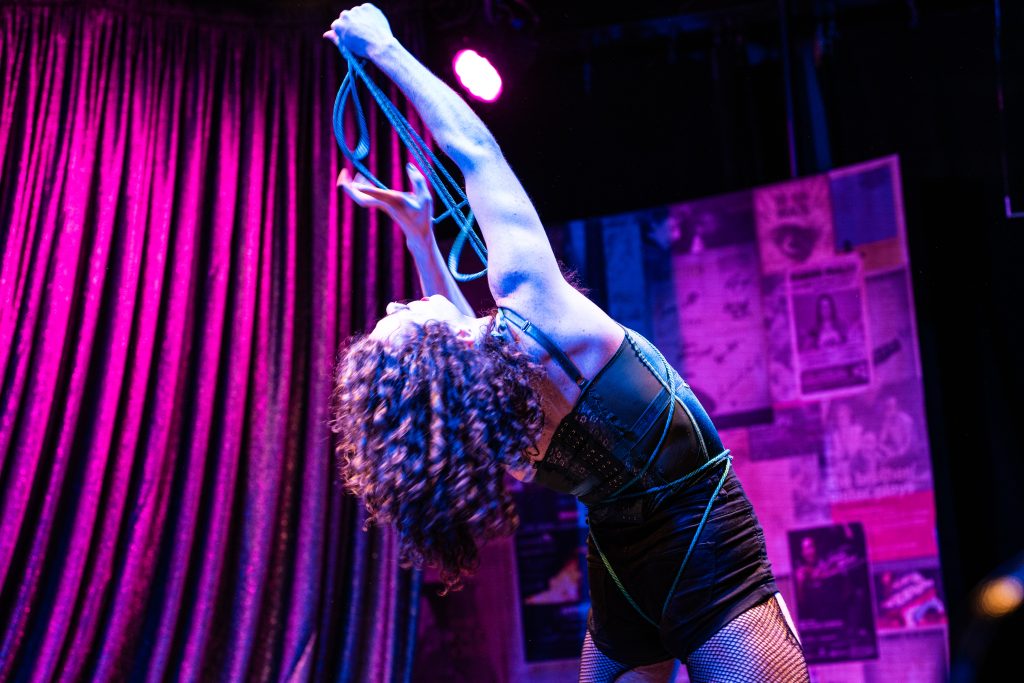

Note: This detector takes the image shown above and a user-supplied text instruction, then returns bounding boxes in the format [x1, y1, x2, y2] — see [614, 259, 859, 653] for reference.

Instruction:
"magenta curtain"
[0, 2, 422, 680]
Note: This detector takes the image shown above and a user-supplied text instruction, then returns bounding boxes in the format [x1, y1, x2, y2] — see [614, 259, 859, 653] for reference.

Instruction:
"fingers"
[338, 168, 409, 215]
[341, 183, 385, 210]
[338, 167, 377, 192]
[338, 168, 374, 198]
[406, 162, 431, 204]
[348, 179, 404, 204]
[326, 17, 345, 48]
[338, 168, 396, 201]
[338, 168, 387, 210]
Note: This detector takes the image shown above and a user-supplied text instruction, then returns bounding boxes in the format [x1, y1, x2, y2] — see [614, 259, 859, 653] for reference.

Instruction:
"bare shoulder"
[494, 278, 624, 378]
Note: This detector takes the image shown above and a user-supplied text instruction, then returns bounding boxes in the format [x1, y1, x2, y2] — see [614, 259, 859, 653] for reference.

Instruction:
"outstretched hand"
[338, 163, 434, 242]
[322, 4, 396, 58]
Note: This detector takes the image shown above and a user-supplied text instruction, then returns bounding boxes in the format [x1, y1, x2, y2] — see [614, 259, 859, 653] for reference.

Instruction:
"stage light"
[452, 49, 502, 102]
[977, 575, 1024, 618]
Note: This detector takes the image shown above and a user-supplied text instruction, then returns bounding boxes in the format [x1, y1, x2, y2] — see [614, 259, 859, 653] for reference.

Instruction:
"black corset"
[528, 327, 725, 524]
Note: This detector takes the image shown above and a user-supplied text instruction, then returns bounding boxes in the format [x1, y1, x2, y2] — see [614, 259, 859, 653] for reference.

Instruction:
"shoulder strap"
[497, 307, 588, 388]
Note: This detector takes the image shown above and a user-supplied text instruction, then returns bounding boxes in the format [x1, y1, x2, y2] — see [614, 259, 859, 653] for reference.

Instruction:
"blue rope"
[660, 453, 732, 617]
[588, 451, 733, 629]
[603, 338, 678, 502]
[332, 45, 488, 281]
[589, 526, 660, 628]
[589, 329, 734, 627]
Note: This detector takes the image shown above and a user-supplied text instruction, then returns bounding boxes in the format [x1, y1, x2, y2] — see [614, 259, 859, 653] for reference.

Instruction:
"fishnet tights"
[578, 630, 632, 682]
[686, 595, 810, 683]
[578, 596, 809, 683]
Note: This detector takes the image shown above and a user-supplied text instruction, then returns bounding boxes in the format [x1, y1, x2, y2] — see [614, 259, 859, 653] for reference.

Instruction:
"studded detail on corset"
[522, 323, 724, 524]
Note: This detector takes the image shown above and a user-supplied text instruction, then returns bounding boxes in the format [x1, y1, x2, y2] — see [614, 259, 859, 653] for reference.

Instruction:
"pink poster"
[823, 379, 932, 503]
[873, 563, 947, 631]
[831, 491, 938, 563]
[755, 175, 836, 274]
[531, 156, 945, 679]
[673, 244, 773, 427]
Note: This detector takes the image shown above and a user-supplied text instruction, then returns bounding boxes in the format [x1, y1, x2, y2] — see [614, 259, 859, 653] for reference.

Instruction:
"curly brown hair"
[329, 316, 545, 594]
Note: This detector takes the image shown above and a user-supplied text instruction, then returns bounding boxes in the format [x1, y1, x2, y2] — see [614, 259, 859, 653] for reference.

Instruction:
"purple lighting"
[453, 49, 502, 102]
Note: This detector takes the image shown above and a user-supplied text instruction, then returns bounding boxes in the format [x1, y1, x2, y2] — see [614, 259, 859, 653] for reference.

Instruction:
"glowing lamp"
[453, 49, 502, 102]
[977, 575, 1024, 617]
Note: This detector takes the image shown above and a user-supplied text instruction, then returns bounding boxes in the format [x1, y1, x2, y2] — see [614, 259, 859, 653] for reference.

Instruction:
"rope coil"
[332, 45, 489, 281]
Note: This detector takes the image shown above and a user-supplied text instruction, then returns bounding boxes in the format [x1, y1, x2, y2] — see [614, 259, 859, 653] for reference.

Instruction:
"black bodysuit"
[496, 307, 778, 666]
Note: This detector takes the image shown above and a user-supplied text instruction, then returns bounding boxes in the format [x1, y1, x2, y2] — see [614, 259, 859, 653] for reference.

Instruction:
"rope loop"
[332, 45, 488, 281]
[590, 328, 735, 626]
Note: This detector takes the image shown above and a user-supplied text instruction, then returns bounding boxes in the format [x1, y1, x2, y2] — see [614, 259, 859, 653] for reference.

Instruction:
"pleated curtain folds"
[0, 2, 423, 680]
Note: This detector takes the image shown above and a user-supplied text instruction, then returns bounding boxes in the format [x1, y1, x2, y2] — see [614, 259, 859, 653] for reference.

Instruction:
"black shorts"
[585, 466, 778, 666]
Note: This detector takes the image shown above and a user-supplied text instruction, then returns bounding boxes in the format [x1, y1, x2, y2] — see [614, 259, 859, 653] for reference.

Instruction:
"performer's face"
[370, 294, 483, 346]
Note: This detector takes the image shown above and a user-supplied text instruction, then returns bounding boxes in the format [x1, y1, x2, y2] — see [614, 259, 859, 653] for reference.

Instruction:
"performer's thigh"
[685, 594, 810, 683]
[578, 630, 677, 683]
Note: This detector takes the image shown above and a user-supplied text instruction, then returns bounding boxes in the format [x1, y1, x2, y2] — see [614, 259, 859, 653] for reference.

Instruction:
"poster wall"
[508, 155, 946, 681]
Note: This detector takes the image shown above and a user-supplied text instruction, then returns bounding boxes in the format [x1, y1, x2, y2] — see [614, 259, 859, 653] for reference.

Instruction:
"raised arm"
[326, 4, 568, 303]
[338, 165, 475, 316]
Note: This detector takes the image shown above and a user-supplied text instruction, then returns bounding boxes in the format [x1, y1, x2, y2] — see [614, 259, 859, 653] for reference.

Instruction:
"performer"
[325, 5, 810, 681]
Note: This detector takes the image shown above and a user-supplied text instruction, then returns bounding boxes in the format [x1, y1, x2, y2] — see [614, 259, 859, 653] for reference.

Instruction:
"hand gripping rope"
[332, 45, 489, 281]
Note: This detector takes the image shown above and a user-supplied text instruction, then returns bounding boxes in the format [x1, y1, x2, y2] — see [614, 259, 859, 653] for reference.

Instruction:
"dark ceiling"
[159, 0, 983, 36]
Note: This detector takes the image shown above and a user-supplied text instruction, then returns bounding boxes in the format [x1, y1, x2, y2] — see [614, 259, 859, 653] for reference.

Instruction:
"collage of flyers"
[413, 156, 947, 683]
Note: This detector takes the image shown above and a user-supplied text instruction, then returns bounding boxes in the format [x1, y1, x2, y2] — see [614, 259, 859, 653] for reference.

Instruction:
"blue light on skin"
[369, 294, 492, 347]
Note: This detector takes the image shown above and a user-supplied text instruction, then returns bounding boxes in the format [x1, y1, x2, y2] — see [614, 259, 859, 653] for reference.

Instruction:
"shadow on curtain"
[0, 1, 424, 679]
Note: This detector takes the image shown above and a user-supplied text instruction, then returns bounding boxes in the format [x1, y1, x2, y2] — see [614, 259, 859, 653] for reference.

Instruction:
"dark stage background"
[3, 0, 1022, 680]
[417, 1, 1023, 678]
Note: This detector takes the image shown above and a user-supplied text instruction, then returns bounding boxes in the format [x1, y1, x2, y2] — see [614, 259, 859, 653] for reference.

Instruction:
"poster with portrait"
[788, 523, 878, 664]
[788, 255, 872, 397]
[755, 175, 835, 274]
[822, 379, 932, 503]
